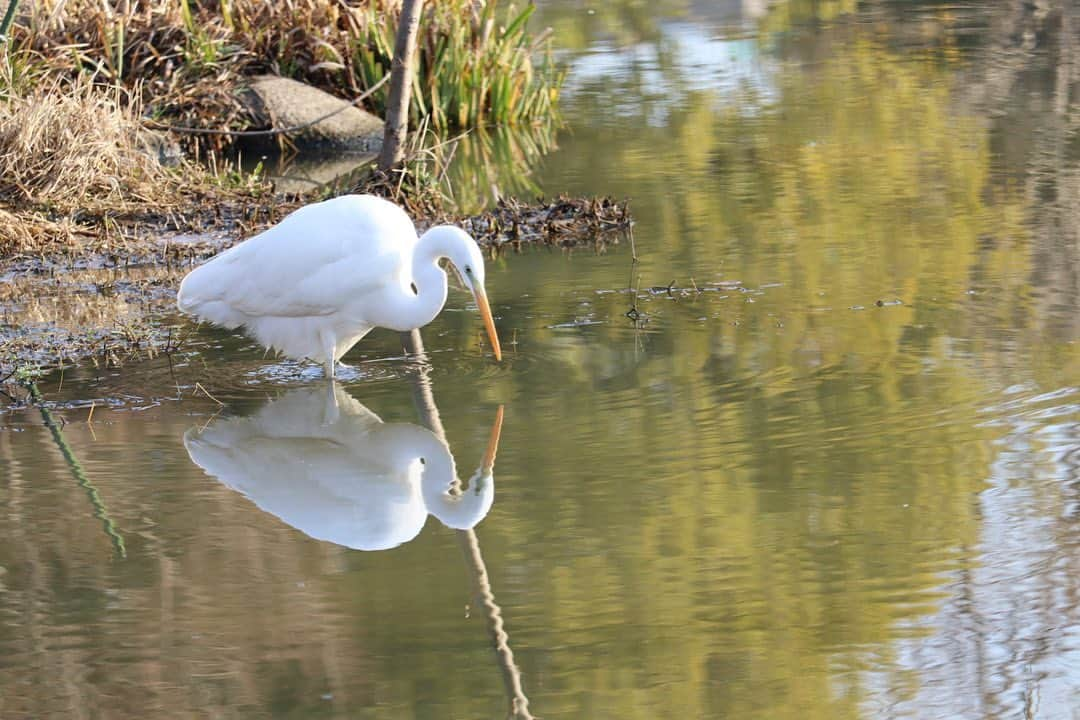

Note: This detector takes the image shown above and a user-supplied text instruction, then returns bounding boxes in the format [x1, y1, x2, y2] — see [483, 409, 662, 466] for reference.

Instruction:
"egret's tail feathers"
[177, 262, 246, 329]
[177, 289, 245, 330]
[247, 316, 325, 363]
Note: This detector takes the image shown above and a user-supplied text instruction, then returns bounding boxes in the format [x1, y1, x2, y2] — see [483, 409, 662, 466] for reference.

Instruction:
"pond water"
[3, 1, 1080, 718]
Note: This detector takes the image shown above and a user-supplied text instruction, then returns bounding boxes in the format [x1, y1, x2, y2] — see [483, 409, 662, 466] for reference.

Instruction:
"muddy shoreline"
[0, 195, 631, 383]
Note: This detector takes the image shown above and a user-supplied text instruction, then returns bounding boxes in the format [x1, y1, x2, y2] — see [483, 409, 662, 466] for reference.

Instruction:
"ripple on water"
[243, 357, 411, 385]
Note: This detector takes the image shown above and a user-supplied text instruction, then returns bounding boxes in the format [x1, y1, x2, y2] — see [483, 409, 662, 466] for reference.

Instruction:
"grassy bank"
[9, 0, 560, 151]
[0, 195, 630, 384]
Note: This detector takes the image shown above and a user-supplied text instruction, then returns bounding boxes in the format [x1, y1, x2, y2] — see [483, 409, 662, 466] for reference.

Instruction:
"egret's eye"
[464, 265, 472, 275]
[410, 282, 418, 295]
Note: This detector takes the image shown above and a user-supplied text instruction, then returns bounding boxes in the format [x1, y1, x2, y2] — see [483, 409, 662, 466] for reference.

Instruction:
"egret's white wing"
[179, 195, 418, 319]
[184, 387, 401, 505]
[183, 386, 429, 550]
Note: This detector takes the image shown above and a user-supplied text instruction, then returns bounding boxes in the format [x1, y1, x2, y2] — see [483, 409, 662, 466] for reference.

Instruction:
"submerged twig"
[24, 381, 127, 559]
[625, 224, 640, 320]
[194, 381, 224, 406]
[457, 529, 533, 719]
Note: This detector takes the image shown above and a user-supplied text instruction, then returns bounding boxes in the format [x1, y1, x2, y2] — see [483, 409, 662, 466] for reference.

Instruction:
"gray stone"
[240, 75, 384, 151]
[137, 128, 183, 167]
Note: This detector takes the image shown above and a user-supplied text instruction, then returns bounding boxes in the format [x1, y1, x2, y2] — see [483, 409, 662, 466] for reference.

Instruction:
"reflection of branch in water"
[400, 329, 534, 720]
[25, 381, 127, 558]
[457, 528, 533, 719]
[401, 329, 447, 437]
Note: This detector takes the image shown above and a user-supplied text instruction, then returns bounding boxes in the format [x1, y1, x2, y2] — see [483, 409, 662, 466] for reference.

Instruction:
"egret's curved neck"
[381, 227, 460, 332]
[426, 466, 494, 530]
[415, 435, 493, 531]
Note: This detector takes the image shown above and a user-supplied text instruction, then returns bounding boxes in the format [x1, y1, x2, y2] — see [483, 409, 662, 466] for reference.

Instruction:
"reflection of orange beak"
[473, 286, 502, 362]
[481, 405, 505, 474]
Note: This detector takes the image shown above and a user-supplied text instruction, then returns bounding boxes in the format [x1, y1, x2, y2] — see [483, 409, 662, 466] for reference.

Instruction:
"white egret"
[177, 194, 501, 376]
[184, 385, 504, 551]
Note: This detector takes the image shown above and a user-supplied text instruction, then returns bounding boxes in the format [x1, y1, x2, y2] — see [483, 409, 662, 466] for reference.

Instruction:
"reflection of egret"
[183, 384, 503, 551]
[177, 194, 502, 378]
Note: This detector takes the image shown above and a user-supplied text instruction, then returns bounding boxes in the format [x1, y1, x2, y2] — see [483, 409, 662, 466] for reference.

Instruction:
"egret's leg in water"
[320, 329, 337, 380]
[319, 331, 342, 423]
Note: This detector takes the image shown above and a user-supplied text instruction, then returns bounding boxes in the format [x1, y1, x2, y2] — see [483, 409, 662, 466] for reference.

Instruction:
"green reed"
[341, 0, 562, 129]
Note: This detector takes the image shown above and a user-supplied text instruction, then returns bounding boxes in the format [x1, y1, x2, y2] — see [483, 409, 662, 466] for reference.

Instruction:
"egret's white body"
[177, 194, 501, 375]
[184, 385, 502, 551]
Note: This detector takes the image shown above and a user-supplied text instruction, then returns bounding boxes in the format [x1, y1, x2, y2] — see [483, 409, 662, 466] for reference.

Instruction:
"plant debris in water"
[446, 196, 632, 253]
[353, 134, 632, 251]
[0, 266, 188, 381]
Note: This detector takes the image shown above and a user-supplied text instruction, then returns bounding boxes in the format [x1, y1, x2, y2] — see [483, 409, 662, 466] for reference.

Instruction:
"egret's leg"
[320, 329, 338, 380]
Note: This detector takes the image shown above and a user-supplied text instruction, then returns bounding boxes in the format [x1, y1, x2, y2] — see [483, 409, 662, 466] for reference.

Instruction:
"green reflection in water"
[0, 3, 1079, 720]
[444, 122, 560, 212]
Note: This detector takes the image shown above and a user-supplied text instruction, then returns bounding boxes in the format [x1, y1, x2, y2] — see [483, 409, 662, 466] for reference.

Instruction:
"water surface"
[2, 1, 1080, 718]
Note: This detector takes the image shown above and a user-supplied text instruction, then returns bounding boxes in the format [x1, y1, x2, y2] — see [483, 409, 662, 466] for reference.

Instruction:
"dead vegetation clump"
[0, 80, 166, 208]
[358, 144, 632, 252]
[452, 196, 633, 252]
[0, 69, 273, 261]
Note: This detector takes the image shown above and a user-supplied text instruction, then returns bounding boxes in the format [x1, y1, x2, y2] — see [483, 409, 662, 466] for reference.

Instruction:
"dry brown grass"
[0, 80, 166, 208]
[0, 207, 86, 258]
[0, 63, 275, 260]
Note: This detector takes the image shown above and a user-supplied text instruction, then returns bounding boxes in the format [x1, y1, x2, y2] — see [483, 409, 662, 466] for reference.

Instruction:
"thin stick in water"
[25, 381, 126, 559]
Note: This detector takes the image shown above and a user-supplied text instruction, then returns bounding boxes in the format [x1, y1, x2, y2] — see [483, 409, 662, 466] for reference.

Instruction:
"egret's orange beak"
[481, 405, 505, 474]
[473, 286, 502, 362]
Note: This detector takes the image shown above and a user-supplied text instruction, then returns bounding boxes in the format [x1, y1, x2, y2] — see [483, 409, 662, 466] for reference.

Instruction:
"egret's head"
[428, 225, 502, 362]
[421, 405, 503, 532]
[438, 226, 488, 295]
